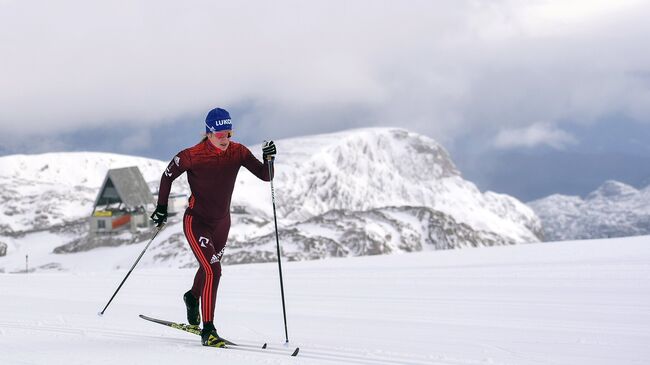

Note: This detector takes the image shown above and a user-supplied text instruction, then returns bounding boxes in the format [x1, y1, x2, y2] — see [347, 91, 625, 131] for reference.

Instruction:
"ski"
[139, 314, 300, 357]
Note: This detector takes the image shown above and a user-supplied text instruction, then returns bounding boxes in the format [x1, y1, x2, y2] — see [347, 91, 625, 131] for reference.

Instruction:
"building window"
[98, 220, 106, 229]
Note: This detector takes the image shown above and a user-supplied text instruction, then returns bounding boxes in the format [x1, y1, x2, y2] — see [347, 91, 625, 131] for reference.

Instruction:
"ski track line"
[1, 320, 545, 365]
[0, 321, 302, 360]
[0, 357, 33, 365]
[296, 351, 441, 365]
[482, 344, 556, 365]
[233, 340, 443, 365]
[0, 322, 86, 337]
[0, 321, 190, 344]
[296, 350, 510, 365]
[0, 322, 446, 365]
[0, 321, 343, 361]
[236, 325, 377, 356]
[138, 322, 437, 364]
[236, 325, 441, 364]
[0, 327, 305, 363]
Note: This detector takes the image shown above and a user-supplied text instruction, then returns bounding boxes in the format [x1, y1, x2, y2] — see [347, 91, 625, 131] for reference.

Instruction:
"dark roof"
[93, 166, 154, 209]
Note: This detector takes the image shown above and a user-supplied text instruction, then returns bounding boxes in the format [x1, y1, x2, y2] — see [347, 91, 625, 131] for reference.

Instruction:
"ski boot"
[183, 290, 201, 330]
[200, 322, 226, 347]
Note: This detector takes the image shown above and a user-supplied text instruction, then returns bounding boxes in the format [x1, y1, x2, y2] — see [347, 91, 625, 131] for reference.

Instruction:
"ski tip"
[223, 338, 238, 346]
[262, 343, 267, 349]
[291, 347, 300, 357]
[97, 311, 103, 317]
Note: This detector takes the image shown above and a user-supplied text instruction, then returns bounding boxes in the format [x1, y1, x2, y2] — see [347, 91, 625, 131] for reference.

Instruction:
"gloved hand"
[150, 204, 168, 227]
[262, 140, 277, 160]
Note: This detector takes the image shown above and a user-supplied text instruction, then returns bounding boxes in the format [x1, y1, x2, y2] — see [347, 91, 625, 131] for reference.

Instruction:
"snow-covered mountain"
[236, 128, 542, 243]
[528, 180, 650, 241]
[0, 128, 542, 270]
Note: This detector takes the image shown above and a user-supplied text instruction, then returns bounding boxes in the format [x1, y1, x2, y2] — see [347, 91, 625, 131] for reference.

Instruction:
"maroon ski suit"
[157, 139, 273, 323]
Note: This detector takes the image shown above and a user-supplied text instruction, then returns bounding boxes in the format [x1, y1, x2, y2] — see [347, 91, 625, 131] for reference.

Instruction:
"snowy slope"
[0, 205, 522, 273]
[0, 152, 183, 234]
[529, 180, 650, 241]
[0, 128, 542, 269]
[1, 235, 649, 365]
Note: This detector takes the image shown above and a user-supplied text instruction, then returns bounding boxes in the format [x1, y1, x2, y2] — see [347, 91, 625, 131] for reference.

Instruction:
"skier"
[150, 107, 277, 347]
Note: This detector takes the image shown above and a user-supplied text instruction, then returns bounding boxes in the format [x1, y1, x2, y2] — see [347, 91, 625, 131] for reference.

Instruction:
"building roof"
[93, 166, 154, 210]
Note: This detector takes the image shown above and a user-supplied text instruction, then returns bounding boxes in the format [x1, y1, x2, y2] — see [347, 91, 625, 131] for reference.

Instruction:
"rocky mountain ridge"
[528, 180, 650, 241]
[0, 128, 542, 271]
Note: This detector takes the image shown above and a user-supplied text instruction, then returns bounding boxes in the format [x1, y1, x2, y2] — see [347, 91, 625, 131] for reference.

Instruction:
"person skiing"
[150, 107, 277, 347]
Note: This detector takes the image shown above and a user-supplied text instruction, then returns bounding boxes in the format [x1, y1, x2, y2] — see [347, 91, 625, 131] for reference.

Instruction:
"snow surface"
[1, 235, 649, 365]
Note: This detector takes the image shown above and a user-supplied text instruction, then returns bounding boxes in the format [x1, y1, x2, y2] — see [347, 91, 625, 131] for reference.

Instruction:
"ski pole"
[266, 155, 290, 343]
[99, 223, 165, 316]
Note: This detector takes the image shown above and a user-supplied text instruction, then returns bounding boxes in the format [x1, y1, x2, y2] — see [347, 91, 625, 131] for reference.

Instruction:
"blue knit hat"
[205, 107, 232, 133]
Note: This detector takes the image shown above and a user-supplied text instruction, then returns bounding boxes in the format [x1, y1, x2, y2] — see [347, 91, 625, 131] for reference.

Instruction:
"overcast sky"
[1, 0, 649, 200]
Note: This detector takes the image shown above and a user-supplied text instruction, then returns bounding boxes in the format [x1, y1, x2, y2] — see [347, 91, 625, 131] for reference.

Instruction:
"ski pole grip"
[263, 140, 275, 162]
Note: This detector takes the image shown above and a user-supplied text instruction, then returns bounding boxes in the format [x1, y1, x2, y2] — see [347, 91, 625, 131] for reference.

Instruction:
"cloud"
[119, 128, 152, 154]
[494, 122, 577, 150]
[0, 0, 649, 150]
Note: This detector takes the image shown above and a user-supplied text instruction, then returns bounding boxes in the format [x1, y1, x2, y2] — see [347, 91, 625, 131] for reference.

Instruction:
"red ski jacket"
[157, 139, 273, 222]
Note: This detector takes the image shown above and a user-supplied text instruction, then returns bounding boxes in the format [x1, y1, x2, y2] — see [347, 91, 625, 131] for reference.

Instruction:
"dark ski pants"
[183, 212, 230, 323]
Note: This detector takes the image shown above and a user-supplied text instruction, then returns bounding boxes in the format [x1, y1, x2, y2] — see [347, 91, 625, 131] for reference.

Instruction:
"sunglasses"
[212, 130, 233, 139]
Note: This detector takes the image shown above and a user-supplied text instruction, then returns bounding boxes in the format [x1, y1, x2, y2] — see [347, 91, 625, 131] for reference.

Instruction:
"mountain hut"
[90, 166, 154, 234]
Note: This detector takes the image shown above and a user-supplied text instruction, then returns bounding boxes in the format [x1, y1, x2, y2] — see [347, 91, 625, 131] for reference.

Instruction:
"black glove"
[262, 140, 277, 160]
[150, 204, 168, 227]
